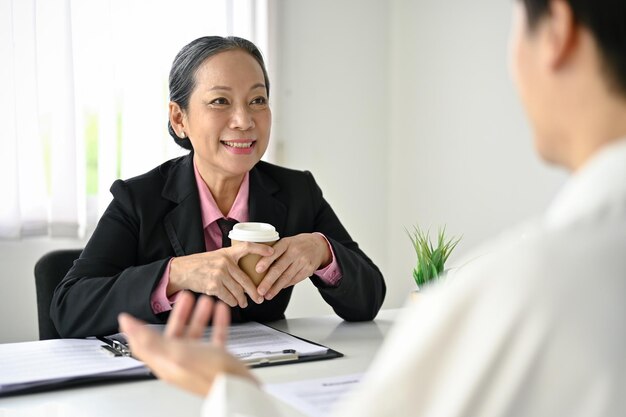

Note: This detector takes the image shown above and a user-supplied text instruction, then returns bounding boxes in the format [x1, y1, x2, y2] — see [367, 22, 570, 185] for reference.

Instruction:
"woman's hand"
[255, 233, 332, 300]
[118, 291, 256, 396]
[168, 243, 274, 307]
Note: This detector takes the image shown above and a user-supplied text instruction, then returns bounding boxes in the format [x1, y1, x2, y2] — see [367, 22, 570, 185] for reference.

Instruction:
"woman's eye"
[209, 98, 229, 105]
[251, 97, 267, 106]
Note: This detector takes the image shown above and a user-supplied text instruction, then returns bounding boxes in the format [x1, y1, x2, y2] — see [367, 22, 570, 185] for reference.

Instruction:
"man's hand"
[118, 291, 256, 396]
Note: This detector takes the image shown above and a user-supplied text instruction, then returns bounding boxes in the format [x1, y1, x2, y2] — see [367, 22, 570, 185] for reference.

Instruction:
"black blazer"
[51, 154, 386, 337]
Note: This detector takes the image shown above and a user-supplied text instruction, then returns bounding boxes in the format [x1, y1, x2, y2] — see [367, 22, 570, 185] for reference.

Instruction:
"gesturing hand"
[168, 242, 275, 307]
[118, 291, 256, 396]
[255, 233, 332, 300]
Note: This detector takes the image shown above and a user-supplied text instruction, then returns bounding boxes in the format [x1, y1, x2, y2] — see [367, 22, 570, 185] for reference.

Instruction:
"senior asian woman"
[50, 36, 386, 338]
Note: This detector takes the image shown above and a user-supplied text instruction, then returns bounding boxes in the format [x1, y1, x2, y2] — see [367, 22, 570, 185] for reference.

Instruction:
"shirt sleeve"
[202, 375, 294, 417]
[313, 232, 342, 286]
[150, 258, 181, 314]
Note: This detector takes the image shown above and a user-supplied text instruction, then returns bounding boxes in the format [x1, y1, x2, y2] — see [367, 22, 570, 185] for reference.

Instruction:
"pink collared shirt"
[150, 162, 341, 314]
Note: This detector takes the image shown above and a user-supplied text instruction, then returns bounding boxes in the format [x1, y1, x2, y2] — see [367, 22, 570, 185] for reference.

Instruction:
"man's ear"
[545, 0, 577, 69]
[169, 102, 186, 138]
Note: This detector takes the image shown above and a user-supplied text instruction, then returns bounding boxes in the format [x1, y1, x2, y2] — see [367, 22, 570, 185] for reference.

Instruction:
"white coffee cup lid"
[228, 222, 279, 243]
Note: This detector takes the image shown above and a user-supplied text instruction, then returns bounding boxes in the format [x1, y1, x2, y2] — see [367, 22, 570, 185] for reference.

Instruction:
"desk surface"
[0, 309, 400, 417]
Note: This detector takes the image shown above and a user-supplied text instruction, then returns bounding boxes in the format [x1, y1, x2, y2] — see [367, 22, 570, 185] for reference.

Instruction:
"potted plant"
[406, 225, 461, 293]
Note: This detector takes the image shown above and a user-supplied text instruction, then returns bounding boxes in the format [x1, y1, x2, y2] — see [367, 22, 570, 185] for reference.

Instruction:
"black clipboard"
[239, 323, 343, 368]
[0, 371, 153, 398]
[99, 322, 343, 369]
[0, 338, 153, 398]
[0, 322, 343, 398]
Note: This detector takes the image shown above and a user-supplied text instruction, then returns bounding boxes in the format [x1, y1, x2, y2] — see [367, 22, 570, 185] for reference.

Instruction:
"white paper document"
[0, 339, 147, 394]
[265, 373, 363, 417]
[115, 322, 328, 360]
[0, 322, 332, 396]
[220, 322, 328, 359]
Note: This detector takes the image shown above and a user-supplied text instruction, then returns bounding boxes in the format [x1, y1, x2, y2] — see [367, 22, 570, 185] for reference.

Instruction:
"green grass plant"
[406, 225, 461, 289]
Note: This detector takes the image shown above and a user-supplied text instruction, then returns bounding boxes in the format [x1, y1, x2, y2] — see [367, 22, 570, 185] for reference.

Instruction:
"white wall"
[273, 0, 390, 318]
[0, 0, 567, 342]
[384, 0, 565, 305]
[0, 238, 86, 343]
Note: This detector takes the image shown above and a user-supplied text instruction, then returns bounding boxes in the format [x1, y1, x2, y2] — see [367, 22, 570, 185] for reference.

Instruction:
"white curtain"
[0, 0, 272, 239]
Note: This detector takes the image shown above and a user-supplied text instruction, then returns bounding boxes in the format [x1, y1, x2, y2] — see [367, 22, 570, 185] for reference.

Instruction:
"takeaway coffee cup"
[229, 222, 280, 286]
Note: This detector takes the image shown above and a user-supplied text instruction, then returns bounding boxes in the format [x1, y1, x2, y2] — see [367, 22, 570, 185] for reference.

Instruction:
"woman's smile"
[221, 139, 257, 154]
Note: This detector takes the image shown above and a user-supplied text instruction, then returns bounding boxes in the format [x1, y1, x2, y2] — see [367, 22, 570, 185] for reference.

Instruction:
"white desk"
[0, 309, 400, 417]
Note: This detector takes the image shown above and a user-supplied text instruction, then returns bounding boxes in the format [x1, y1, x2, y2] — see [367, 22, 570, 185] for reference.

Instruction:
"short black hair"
[168, 36, 270, 150]
[519, 0, 626, 97]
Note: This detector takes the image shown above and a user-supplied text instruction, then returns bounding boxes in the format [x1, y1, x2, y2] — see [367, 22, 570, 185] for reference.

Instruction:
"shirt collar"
[193, 161, 249, 229]
[545, 137, 626, 229]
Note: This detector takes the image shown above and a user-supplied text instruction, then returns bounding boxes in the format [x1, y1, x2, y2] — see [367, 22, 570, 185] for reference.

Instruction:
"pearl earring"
[178, 131, 185, 139]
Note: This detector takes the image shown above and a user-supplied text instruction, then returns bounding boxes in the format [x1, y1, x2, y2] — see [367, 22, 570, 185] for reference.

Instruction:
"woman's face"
[182, 49, 271, 178]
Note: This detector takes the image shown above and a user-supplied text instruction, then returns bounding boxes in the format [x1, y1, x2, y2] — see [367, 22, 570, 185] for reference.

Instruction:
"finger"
[254, 241, 287, 273]
[214, 285, 239, 308]
[119, 313, 165, 361]
[186, 295, 214, 339]
[230, 242, 274, 260]
[211, 302, 231, 347]
[164, 291, 196, 338]
[118, 312, 147, 334]
[227, 263, 263, 304]
[121, 314, 203, 393]
[257, 254, 292, 296]
[265, 263, 302, 300]
[222, 275, 248, 308]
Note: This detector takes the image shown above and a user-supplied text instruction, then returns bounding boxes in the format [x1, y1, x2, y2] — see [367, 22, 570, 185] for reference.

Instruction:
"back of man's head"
[520, 0, 626, 98]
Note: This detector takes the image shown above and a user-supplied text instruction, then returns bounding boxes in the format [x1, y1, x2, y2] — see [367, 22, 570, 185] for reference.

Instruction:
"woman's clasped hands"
[167, 233, 332, 307]
[255, 233, 332, 300]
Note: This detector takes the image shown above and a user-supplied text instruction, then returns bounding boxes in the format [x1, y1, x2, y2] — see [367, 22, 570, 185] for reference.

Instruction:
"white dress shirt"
[202, 138, 626, 417]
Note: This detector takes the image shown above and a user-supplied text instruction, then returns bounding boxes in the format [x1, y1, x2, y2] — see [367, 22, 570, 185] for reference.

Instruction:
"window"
[0, 0, 271, 239]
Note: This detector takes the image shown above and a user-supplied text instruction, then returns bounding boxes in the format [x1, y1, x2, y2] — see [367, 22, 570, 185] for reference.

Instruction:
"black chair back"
[34, 249, 82, 339]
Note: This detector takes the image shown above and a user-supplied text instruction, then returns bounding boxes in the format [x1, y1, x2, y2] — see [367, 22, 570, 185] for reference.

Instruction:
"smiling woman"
[50, 36, 387, 338]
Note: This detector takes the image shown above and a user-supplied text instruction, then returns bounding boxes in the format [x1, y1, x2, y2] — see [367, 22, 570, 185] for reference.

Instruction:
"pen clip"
[236, 349, 297, 358]
[238, 349, 299, 365]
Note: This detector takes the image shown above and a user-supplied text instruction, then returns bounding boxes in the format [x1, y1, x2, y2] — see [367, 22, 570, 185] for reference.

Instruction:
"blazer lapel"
[162, 153, 206, 256]
[248, 164, 287, 237]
